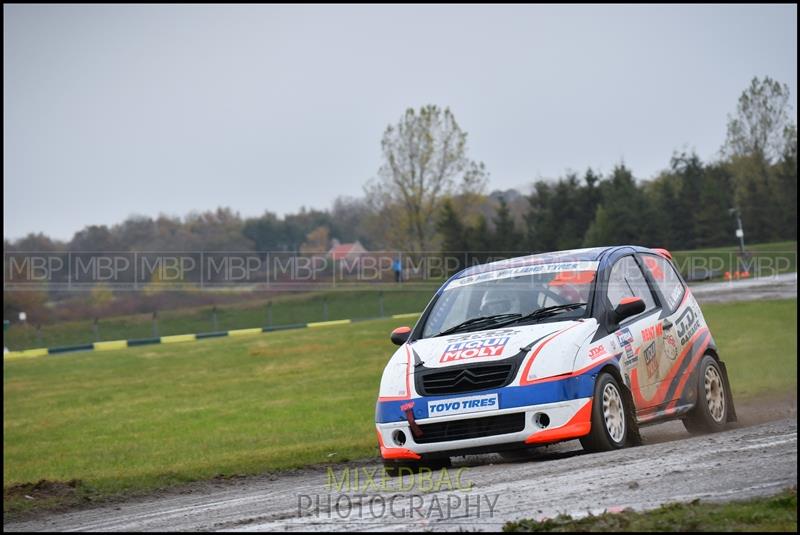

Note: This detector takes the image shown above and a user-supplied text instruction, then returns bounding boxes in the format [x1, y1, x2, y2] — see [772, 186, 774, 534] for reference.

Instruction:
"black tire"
[683, 355, 728, 434]
[580, 372, 629, 452]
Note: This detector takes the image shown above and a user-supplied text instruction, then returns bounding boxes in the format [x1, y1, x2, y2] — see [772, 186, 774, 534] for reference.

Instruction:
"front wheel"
[580, 372, 629, 452]
[683, 355, 728, 434]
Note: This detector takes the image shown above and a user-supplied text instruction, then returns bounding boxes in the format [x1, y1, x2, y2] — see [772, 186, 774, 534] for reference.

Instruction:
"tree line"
[4, 76, 796, 325]
[5, 77, 797, 258]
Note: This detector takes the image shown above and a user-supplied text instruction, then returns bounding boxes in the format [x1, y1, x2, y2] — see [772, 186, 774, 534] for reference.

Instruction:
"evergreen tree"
[670, 153, 704, 250]
[436, 199, 468, 274]
[580, 168, 602, 240]
[641, 177, 676, 249]
[552, 174, 582, 250]
[694, 164, 734, 248]
[524, 182, 558, 252]
[771, 140, 798, 240]
[729, 155, 777, 244]
[492, 196, 522, 255]
[583, 165, 646, 246]
[465, 214, 492, 265]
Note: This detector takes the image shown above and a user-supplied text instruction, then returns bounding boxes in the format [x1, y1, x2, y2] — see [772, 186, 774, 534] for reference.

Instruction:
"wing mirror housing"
[609, 297, 646, 325]
[390, 326, 411, 346]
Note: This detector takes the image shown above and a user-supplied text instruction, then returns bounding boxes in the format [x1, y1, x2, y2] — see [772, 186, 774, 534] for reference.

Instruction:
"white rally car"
[376, 246, 736, 469]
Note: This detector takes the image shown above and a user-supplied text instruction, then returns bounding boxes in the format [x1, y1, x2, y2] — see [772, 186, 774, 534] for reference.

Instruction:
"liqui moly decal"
[440, 336, 510, 363]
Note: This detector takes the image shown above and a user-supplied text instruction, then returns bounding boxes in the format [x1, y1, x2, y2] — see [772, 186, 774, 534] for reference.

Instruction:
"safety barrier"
[3, 313, 420, 360]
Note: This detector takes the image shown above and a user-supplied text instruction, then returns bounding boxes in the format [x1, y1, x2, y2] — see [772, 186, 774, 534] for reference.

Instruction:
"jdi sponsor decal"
[428, 393, 498, 417]
[440, 337, 509, 363]
[676, 306, 700, 345]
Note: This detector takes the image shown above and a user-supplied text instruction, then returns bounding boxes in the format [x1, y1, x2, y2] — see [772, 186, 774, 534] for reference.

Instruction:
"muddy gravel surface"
[5, 411, 796, 532]
[689, 272, 797, 303]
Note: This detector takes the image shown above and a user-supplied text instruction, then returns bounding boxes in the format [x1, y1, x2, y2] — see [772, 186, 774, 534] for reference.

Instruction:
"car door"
[604, 255, 664, 411]
[639, 253, 705, 409]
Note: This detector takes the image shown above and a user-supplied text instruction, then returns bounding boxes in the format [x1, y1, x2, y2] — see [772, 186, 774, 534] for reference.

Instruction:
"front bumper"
[376, 397, 592, 460]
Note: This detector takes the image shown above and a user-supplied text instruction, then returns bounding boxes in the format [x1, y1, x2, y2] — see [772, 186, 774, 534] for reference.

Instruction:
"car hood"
[408, 319, 597, 376]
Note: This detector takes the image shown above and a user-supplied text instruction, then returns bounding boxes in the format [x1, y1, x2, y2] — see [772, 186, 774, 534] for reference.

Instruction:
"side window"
[606, 256, 657, 319]
[641, 254, 685, 313]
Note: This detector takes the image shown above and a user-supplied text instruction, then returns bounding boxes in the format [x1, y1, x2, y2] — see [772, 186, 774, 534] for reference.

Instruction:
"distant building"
[328, 239, 368, 261]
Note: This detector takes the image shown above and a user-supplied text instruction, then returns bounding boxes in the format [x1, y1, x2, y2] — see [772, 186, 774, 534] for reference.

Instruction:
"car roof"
[451, 245, 655, 281]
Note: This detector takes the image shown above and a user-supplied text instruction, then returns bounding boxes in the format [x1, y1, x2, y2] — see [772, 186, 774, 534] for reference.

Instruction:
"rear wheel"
[683, 355, 728, 434]
[580, 372, 629, 452]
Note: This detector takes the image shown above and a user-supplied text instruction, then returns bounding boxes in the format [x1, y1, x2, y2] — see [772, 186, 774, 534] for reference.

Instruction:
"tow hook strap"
[400, 401, 423, 438]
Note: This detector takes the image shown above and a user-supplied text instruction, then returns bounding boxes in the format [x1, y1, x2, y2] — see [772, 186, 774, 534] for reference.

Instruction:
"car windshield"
[421, 264, 597, 338]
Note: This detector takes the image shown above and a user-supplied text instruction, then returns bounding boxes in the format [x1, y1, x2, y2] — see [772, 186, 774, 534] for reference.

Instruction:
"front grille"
[419, 364, 515, 396]
[415, 413, 526, 444]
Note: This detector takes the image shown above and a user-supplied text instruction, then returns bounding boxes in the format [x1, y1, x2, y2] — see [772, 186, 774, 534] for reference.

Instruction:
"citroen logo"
[452, 369, 480, 384]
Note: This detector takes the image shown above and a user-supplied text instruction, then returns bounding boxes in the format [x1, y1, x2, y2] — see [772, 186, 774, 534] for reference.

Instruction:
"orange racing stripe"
[629, 327, 709, 409]
[666, 336, 711, 411]
[524, 399, 592, 444]
[519, 322, 586, 386]
[376, 428, 421, 460]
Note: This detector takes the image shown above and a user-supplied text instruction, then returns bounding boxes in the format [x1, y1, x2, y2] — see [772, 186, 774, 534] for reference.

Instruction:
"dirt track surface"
[5, 411, 796, 532]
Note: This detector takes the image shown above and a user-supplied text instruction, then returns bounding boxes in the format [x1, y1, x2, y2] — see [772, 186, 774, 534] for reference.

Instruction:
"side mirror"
[608, 297, 646, 325]
[390, 326, 411, 346]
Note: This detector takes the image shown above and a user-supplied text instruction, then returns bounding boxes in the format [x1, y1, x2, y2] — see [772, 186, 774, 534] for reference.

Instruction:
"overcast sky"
[4, 4, 797, 241]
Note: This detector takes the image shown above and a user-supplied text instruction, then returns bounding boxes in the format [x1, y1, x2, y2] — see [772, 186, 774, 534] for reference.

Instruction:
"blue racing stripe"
[375, 362, 611, 424]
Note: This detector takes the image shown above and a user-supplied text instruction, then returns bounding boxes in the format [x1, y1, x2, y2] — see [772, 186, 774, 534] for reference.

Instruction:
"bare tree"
[723, 76, 796, 163]
[367, 105, 487, 251]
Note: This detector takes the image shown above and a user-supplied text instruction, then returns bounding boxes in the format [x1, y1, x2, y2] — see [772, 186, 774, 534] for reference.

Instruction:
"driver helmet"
[479, 289, 521, 316]
[556, 284, 582, 303]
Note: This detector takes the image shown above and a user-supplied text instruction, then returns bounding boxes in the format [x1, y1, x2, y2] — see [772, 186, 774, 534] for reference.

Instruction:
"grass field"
[701, 298, 797, 398]
[4, 288, 436, 351]
[503, 488, 797, 532]
[3, 298, 796, 514]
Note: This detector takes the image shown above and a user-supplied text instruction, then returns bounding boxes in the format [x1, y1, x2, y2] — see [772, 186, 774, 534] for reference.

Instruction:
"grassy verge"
[4, 287, 436, 350]
[503, 488, 797, 532]
[3, 299, 796, 516]
[701, 298, 797, 399]
[3, 316, 413, 515]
